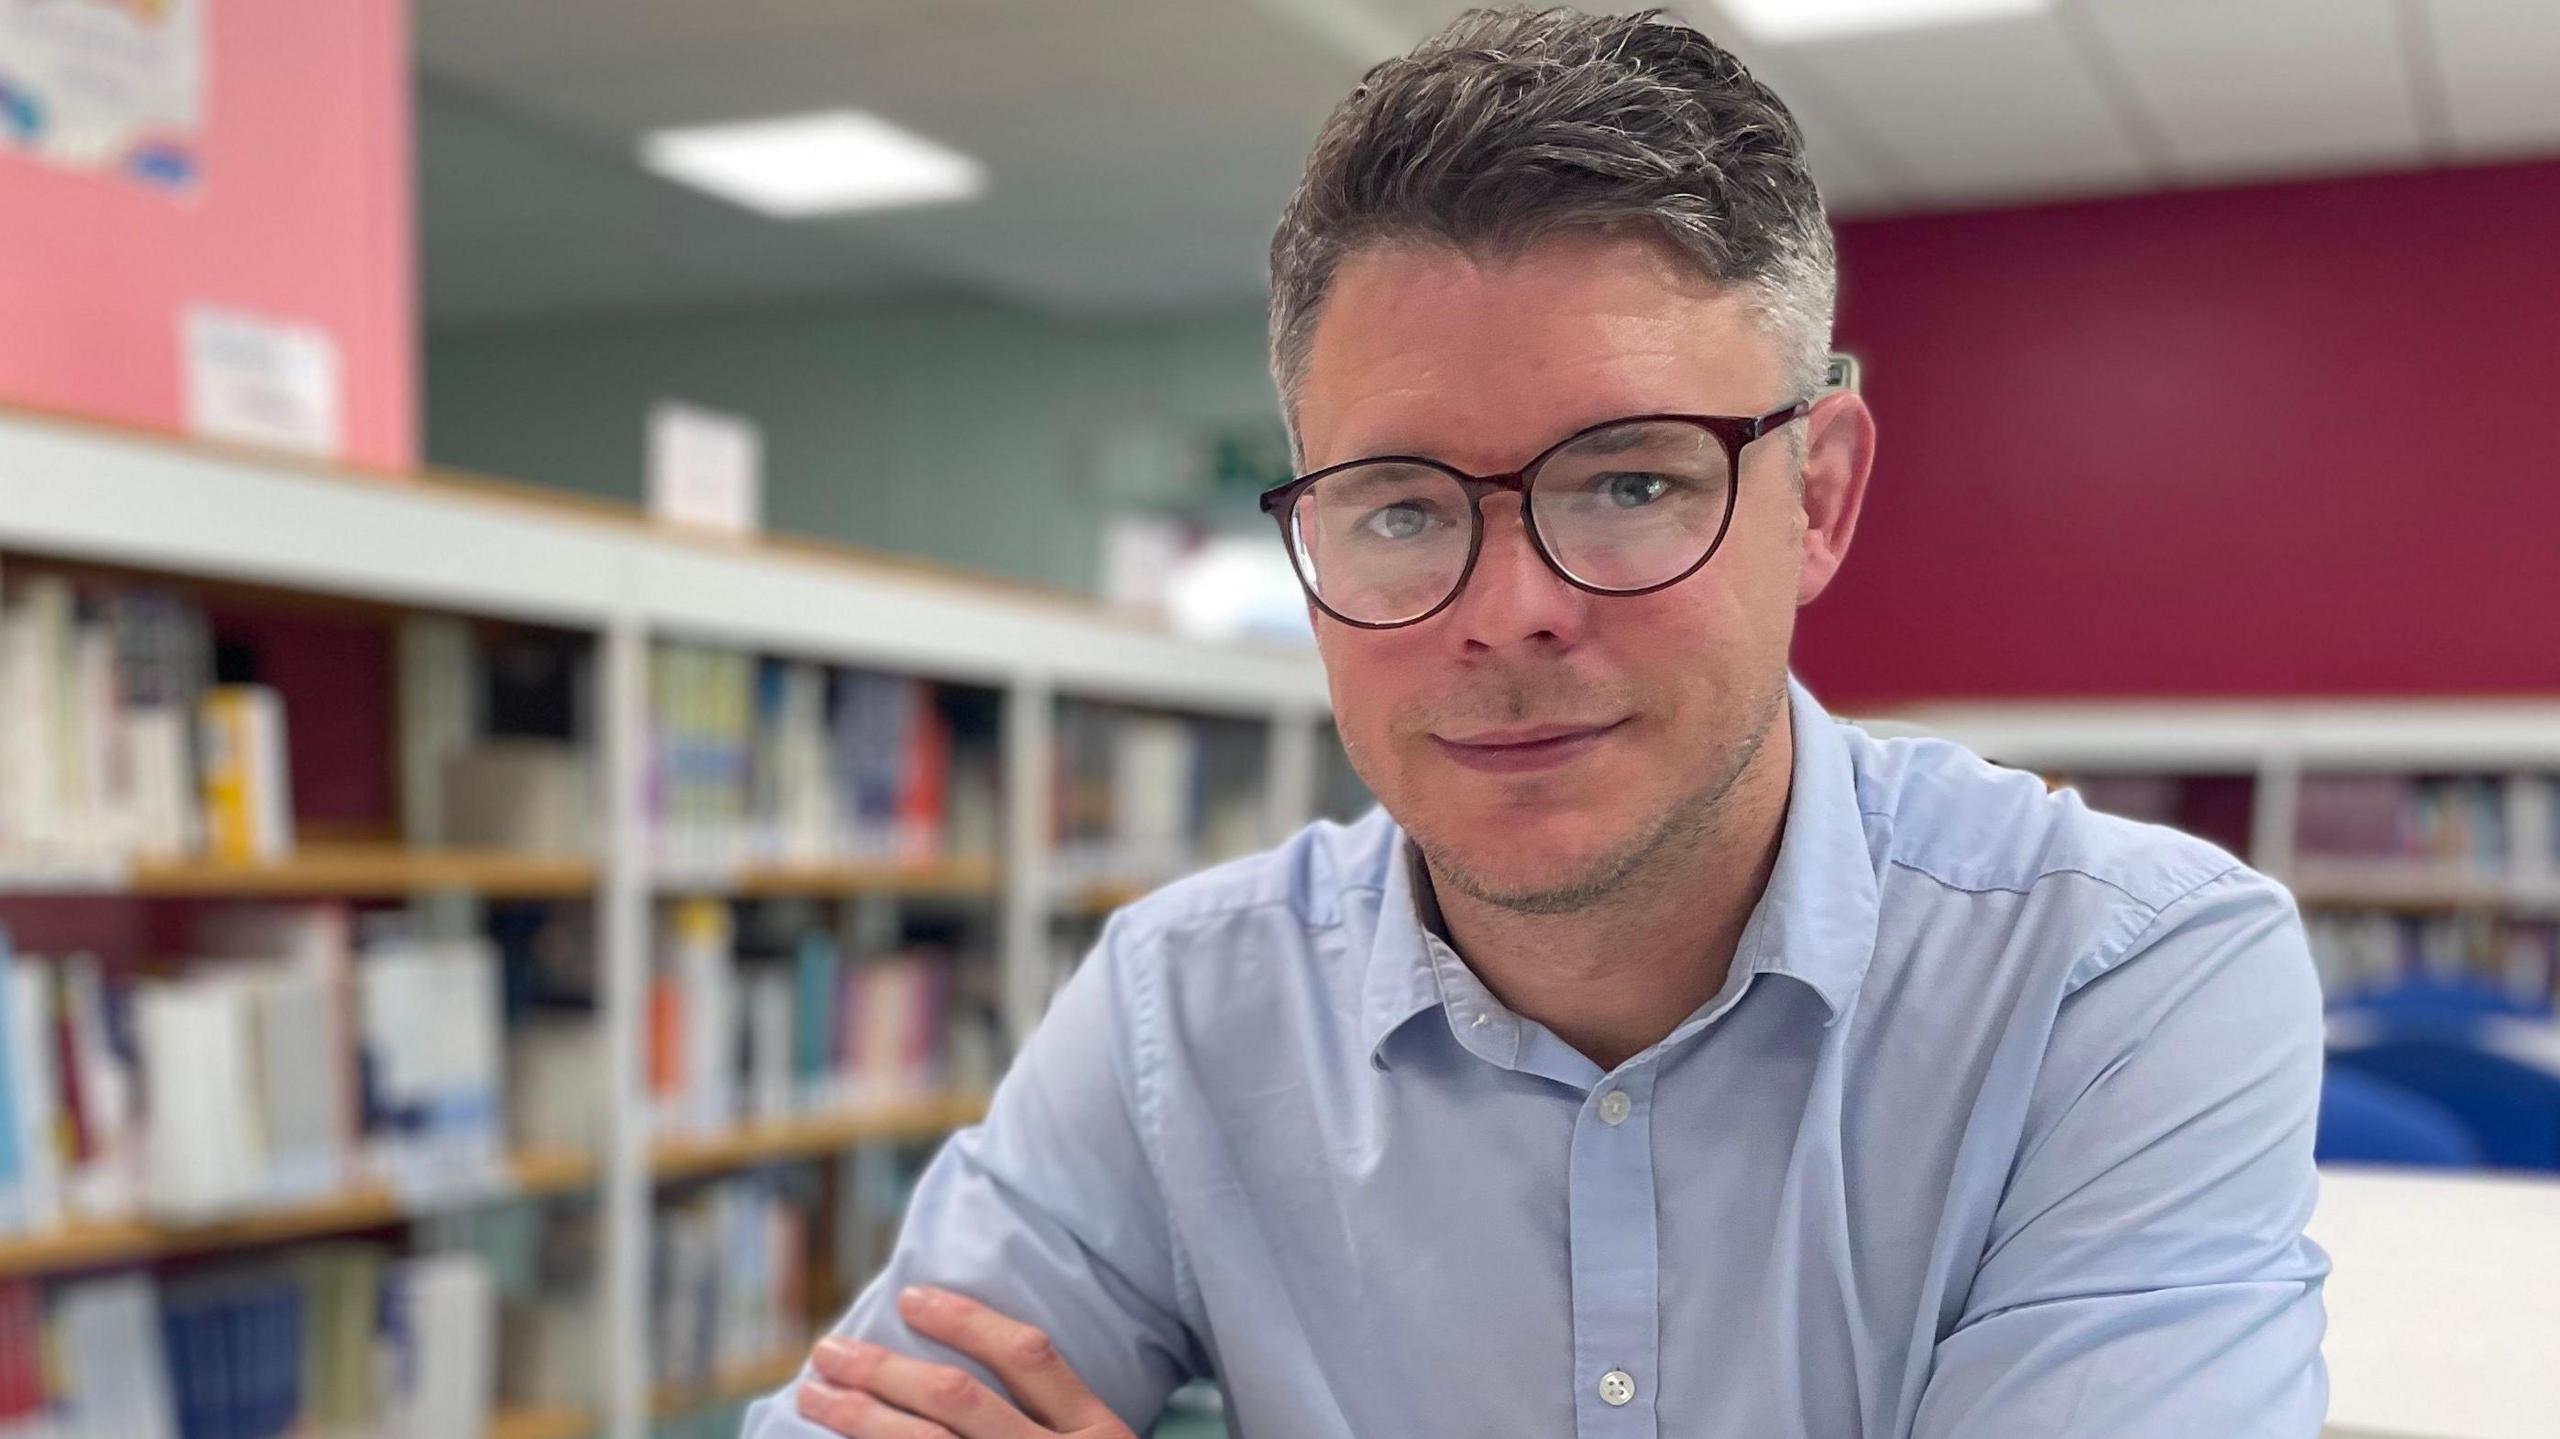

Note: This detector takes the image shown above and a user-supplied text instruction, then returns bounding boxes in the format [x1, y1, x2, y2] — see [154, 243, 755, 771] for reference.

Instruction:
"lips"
[1430, 718, 1625, 774]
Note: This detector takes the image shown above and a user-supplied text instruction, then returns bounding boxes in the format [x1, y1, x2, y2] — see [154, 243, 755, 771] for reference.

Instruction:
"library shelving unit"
[1863, 699, 2560, 1007]
[20, 401, 2545, 1439]
[0, 405, 1331, 1439]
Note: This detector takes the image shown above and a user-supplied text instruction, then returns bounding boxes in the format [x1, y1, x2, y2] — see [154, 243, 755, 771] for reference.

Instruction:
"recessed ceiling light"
[1718, 0, 2052, 44]
[639, 110, 985, 218]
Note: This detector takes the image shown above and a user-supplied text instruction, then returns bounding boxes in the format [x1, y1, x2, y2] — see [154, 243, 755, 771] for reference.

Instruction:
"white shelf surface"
[0, 409, 1328, 713]
[1867, 699, 2560, 772]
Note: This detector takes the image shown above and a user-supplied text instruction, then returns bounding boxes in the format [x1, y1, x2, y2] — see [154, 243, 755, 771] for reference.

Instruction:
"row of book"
[1051, 702, 1272, 886]
[2308, 910, 2560, 1010]
[418, 1197, 601, 1418]
[0, 573, 295, 869]
[651, 1142, 944, 1426]
[648, 645, 1000, 872]
[2294, 773, 2544, 869]
[649, 900, 996, 1139]
[398, 616, 599, 855]
[0, 910, 509, 1234]
[0, 1250, 495, 1439]
[655, 1170, 815, 1397]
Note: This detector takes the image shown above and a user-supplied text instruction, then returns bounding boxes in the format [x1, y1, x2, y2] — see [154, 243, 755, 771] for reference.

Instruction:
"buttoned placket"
[1423, 930, 1785, 1437]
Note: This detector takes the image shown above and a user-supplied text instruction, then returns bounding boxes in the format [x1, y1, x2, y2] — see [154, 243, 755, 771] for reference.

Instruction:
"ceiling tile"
[2421, 0, 2560, 157]
[1765, 9, 2153, 209]
[2078, 0, 2427, 181]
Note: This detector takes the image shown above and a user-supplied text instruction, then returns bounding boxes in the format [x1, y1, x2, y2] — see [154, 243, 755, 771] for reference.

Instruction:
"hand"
[795, 1285, 1139, 1439]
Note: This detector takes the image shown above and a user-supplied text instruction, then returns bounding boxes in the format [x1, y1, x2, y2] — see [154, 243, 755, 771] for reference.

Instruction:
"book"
[58, 953, 139, 1220]
[380, 1253, 496, 1439]
[790, 933, 843, 1111]
[1, 959, 62, 1236]
[650, 647, 962, 870]
[137, 972, 266, 1219]
[396, 613, 478, 848]
[197, 683, 294, 863]
[655, 900, 738, 1136]
[744, 966, 795, 1124]
[357, 937, 507, 1199]
[652, 1171, 818, 1394]
[51, 1272, 179, 1439]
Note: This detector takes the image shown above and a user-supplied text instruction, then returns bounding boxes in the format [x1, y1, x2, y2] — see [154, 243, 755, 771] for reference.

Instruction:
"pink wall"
[0, 0, 415, 469]
[1799, 157, 2560, 708]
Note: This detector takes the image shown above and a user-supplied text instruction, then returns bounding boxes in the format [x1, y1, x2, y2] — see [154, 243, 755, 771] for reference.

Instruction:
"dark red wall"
[1797, 157, 2560, 708]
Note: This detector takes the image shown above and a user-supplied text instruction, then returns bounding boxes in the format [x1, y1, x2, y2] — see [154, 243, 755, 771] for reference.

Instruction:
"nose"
[1445, 494, 1590, 652]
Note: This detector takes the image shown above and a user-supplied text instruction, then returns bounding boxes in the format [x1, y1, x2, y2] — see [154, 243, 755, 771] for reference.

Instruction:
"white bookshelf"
[0, 406, 1332, 1439]
[1868, 698, 2560, 894]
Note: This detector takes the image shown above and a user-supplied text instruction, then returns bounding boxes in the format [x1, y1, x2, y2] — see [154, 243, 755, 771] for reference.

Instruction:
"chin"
[1412, 805, 1645, 909]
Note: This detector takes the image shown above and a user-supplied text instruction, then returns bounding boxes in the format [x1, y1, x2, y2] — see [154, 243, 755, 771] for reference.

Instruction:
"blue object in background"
[2326, 977, 2560, 1171]
[2315, 1064, 2483, 1168]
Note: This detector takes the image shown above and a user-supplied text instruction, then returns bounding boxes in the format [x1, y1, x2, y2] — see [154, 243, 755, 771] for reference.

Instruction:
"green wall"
[426, 299, 1279, 593]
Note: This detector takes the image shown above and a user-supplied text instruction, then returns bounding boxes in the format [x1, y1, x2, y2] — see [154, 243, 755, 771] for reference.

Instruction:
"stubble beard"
[1416, 680, 1787, 917]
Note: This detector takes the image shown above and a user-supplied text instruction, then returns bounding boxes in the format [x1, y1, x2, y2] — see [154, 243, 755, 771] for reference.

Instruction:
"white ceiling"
[418, 0, 2560, 332]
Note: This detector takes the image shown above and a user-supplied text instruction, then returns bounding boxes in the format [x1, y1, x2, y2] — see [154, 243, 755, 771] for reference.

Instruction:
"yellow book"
[197, 686, 293, 862]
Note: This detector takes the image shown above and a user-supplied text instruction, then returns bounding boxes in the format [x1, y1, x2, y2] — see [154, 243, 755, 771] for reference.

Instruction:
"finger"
[795, 1375, 956, 1439]
[810, 1338, 1042, 1439]
[897, 1286, 1116, 1431]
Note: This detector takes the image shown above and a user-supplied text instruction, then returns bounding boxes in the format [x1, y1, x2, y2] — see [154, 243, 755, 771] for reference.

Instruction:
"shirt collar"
[1729, 672, 1882, 1025]
[1360, 671, 1881, 1072]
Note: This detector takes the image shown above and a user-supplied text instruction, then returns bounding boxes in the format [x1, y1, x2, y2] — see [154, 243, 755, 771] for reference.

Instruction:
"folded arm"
[1912, 867, 2332, 1438]
[743, 917, 1201, 1437]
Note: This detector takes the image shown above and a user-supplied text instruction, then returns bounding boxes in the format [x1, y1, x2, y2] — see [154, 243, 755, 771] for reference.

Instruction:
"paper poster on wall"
[0, 0, 205, 192]
[182, 306, 345, 459]
[648, 400, 764, 537]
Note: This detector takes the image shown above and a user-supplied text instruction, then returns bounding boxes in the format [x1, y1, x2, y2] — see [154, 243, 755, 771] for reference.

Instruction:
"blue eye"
[1600, 472, 1673, 509]
[1360, 503, 1437, 540]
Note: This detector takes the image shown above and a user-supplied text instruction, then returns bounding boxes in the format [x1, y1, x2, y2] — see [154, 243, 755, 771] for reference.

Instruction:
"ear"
[1793, 391, 1876, 607]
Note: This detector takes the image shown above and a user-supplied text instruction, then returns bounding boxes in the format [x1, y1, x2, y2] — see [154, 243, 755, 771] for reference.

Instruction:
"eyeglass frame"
[1258, 400, 1813, 631]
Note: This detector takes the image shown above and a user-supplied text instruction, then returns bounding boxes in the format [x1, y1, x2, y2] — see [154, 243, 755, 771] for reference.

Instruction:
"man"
[750, 8, 2329, 1437]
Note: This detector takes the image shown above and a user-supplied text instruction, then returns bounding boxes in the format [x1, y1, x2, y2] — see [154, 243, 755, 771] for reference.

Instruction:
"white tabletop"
[2311, 1166, 2560, 1439]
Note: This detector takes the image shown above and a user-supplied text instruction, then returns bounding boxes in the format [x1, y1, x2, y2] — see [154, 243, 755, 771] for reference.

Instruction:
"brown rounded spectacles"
[1258, 403, 1811, 630]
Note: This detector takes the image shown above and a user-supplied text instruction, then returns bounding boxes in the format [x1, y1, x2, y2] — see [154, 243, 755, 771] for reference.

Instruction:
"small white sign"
[0, 0, 206, 187]
[181, 306, 344, 459]
[647, 400, 763, 536]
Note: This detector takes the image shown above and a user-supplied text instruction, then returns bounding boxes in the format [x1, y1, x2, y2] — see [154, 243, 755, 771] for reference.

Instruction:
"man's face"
[1294, 230, 1821, 913]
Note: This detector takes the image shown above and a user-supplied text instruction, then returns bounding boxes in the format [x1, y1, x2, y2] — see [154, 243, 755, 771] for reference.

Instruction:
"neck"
[1423, 711, 1795, 1072]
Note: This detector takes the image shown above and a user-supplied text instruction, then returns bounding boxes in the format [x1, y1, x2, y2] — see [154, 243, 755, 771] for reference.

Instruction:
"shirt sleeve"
[741, 914, 1201, 1437]
[1909, 865, 2332, 1439]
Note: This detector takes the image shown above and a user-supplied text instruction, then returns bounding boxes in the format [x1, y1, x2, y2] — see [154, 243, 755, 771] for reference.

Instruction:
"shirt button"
[1598, 1089, 1632, 1126]
[1599, 1368, 1637, 1406]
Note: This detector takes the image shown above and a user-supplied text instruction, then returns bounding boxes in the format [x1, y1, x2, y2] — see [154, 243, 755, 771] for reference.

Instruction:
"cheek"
[1315, 633, 1422, 757]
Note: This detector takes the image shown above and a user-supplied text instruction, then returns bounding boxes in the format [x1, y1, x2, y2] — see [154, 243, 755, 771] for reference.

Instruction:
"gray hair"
[1267, 7, 1836, 442]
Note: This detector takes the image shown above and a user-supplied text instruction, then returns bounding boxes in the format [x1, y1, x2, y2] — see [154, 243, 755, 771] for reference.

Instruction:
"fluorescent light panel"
[1719, 0, 2051, 44]
[640, 110, 985, 218]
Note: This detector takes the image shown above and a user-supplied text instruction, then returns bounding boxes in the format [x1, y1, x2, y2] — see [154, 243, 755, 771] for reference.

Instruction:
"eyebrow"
[1322, 461, 1450, 498]
[1553, 423, 1677, 459]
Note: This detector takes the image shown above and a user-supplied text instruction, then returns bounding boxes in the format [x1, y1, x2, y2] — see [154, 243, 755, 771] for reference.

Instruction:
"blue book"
[258, 1279, 305, 1439]
[160, 1289, 220, 1439]
[792, 933, 842, 1099]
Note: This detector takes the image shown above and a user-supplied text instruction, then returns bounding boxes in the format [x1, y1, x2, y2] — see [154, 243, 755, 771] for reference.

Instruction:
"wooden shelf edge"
[0, 1147, 595, 1279]
[656, 855, 1003, 900]
[487, 1403, 596, 1439]
[654, 1350, 807, 1419]
[651, 1094, 990, 1183]
[117, 844, 598, 898]
[2288, 859, 2548, 913]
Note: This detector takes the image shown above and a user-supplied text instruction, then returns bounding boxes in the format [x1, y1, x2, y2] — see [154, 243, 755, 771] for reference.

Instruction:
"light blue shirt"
[748, 674, 2329, 1438]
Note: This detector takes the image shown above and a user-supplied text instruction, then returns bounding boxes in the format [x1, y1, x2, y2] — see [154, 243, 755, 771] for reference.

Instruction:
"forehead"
[1297, 230, 1782, 473]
